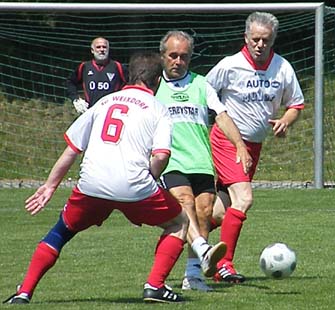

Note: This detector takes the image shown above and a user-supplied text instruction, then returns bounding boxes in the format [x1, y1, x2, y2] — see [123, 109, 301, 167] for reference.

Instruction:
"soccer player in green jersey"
[157, 30, 252, 292]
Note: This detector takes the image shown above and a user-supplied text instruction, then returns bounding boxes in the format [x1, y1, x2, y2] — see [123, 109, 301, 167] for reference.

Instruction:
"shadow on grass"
[247, 276, 320, 281]
[210, 282, 301, 296]
[209, 276, 269, 290]
[265, 291, 301, 295]
[211, 282, 272, 291]
[38, 296, 193, 304]
[210, 275, 315, 292]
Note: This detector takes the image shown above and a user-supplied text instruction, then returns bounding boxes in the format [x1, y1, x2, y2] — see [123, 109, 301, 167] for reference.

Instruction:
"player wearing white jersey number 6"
[4, 51, 227, 305]
[207, 11, 305, 284]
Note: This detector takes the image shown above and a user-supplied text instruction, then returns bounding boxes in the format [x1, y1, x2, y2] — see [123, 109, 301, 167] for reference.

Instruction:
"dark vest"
[78, 60, 126, 107]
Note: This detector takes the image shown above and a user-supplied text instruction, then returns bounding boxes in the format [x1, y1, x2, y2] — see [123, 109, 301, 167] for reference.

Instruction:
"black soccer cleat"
[3, 293, 30, 304]
[213, 263, 246, 284]
[143, 283, 183, 303]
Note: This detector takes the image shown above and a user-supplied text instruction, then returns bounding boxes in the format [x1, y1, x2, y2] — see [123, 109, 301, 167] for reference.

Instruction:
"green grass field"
[1, 188, 334, 309]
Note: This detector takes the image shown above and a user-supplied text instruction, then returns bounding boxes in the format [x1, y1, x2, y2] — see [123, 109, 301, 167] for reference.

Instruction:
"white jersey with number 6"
[64, 85, 172, 201]
[206, 47, 304, 143]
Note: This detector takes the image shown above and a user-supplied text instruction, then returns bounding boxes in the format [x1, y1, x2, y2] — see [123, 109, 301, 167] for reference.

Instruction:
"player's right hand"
[73, 98, 89, 114]
[25, 184, 55, 215]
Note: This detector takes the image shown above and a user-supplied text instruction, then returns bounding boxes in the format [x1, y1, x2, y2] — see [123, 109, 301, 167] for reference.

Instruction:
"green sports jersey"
[156, 72, 214, 176]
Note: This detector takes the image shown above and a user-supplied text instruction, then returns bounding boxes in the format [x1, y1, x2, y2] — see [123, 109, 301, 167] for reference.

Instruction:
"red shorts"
[210, 124, 262, 186]
[62, 186, 182, 232]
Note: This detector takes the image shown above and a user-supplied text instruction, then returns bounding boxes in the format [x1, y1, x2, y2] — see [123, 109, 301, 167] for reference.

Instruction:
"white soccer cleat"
[182, 277, 213, 292]
[200, 241, 227, 277]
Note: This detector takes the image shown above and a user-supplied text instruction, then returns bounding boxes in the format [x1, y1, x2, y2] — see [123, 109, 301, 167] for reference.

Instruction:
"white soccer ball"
[259, 242, 297, 279]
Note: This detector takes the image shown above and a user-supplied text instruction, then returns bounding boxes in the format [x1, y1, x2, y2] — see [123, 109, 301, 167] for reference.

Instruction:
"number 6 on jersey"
[101, 104, 129, 143]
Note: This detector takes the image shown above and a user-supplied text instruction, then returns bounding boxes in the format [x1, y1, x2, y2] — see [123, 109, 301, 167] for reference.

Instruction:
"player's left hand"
[268, 119, 287, 138]
[25, 184, 55, 215]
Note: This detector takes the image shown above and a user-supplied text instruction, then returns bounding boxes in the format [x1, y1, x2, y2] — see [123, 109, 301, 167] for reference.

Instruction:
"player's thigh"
[157, 211, 189, 241]
[169, 185, 194, 206]
[159, 209, 187, 227]
[162, 171, 195, 208]
[192, 174, 215, 219]
[161, 171, 194, 203]
[213, 136, 261, 185]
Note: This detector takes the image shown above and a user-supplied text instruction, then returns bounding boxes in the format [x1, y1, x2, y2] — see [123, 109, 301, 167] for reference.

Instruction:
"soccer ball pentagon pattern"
[259, 242, 297, 279]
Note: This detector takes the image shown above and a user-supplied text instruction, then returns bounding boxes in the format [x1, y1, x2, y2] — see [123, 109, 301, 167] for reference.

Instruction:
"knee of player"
[175, 193, 195, 210]
[196, 204, 213, 221]
[234, 195, 253, 212]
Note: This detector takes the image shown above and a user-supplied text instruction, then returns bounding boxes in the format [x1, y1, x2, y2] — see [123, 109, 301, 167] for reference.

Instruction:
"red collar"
[241, 45, 274, 70]
[92, 59, 110, 70]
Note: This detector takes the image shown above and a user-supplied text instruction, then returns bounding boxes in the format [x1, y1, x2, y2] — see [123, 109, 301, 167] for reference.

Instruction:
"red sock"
[18, 242, 59, 297]
[217, 208, 246, 268]
[146, 235, 184, 288]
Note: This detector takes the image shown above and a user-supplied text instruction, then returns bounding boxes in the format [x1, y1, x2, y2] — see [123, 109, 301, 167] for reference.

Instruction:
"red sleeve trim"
[287, 104, 305, 110]
[77, 62, 85, 83]
[77, 62, 90, 102]
[115, 61, 126, 83]
[152, 149, 171, 156]
[64, 133, 82, 154]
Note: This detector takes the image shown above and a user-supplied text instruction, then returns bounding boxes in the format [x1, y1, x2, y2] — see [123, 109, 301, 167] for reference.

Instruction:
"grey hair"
[245, 12, 279, 41]
[91, 37, 110, 50]
[159, 30, 194, 55]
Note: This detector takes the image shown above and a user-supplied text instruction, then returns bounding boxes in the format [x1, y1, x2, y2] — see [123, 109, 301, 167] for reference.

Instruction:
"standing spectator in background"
[156, 30, 251, 292]
[66, 37, 127, 113]
[207, 11, 304, 283]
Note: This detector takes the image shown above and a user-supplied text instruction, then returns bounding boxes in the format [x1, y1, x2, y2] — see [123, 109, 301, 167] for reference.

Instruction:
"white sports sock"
[191, 236, 210, 259]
